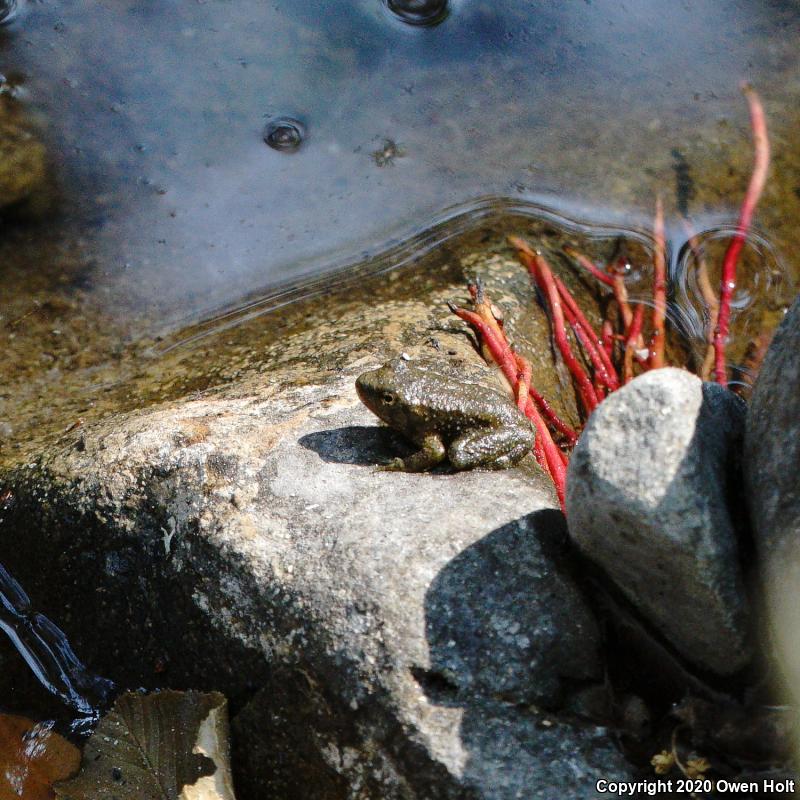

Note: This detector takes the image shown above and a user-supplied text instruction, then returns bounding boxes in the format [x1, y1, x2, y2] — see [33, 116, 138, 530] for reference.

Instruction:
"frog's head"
[355, 358, 413, 428]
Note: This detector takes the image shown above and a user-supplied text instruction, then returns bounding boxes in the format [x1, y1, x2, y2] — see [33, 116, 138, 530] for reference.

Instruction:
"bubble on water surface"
[263, 117, 306, 152]
[386, 0, 448, 26]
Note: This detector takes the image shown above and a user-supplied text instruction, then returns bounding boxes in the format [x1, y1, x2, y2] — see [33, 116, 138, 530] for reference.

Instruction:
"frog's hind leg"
[379, 433, 447, 472]
[448, 427, 534, 470]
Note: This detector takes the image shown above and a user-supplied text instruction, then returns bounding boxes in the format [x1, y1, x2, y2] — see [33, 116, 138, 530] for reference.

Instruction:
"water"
[0, 0, 798, 332]
[0, 0, 794, 456]
[0, 560, 114, 732]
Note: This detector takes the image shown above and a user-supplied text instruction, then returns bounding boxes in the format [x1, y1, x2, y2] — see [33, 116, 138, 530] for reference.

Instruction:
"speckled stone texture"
[566, 368, 750, 676]
[0, 258, 639, 799]
[745, 295, 800, 694]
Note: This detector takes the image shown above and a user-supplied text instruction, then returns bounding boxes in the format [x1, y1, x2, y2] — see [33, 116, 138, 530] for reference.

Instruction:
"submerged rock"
[745, 296, 800, 695]
[565, 368, 750, 676]
[0, 255, 638, 799]
[0, 95, 49, 216]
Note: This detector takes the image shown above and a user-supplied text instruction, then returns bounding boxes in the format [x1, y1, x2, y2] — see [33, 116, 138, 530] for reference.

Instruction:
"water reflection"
[0, 0, 797, 332]
[0, 561, 114, 732]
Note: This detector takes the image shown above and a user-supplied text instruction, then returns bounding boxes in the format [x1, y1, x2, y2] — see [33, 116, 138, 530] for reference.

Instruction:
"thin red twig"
[649, 195, 667, 368]
[563, 246, 615, 287]
[556, 275, 620, 390]
[713, 84, 770, 386]
[624, 304, 645, 384]
[467, 280, 578, 443]
[602, 319, 615, 361]
[531, 254, 600, 414]
[448, 303, 567, 505]
[509, 239, 599, 414]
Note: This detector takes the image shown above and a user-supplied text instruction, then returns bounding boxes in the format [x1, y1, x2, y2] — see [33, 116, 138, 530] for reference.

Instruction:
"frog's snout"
[356, 366, 397, 420]
[355, 368, 380, 411]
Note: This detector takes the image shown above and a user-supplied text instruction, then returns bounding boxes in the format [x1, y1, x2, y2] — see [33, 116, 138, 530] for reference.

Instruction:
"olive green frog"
[356, 356, 535, 471]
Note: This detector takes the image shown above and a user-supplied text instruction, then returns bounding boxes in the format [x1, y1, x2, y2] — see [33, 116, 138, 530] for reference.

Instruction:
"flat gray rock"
[566, 368, 750, 676]
[0, 255, 639, 799]
[745, 295, 800, 692]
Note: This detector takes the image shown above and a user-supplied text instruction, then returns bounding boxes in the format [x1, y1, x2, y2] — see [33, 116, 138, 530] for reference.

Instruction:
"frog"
[355, 356, 535, 471]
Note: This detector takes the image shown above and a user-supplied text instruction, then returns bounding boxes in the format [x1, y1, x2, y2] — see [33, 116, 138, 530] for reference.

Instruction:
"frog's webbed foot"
[376, 457, 407, 472]
[376, 434, 446, 472]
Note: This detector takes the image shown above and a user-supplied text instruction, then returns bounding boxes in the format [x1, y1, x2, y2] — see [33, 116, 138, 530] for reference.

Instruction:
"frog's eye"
[382, 392, 396, 405]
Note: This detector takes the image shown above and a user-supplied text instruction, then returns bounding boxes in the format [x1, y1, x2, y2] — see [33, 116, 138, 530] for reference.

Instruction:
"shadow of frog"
[298, 425, 414, 467]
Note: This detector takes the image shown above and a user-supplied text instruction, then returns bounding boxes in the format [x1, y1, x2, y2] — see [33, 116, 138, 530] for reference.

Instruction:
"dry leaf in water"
[54, 690, 235, 800]
[0, 713, 80, 799]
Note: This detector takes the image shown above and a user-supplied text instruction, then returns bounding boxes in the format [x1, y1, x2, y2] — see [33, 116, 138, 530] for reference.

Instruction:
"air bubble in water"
[386, 0, 448, 27]
[263, 117, 305, 152]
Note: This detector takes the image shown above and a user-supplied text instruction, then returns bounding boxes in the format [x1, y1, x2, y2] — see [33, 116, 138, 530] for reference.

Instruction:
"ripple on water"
[672, 226, 789, 364]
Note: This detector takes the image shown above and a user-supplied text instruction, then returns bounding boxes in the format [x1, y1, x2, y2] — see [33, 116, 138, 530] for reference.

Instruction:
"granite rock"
[566, 367, 750, 676]
[0, 257, 638, 799]
[745, 295, 800, 693]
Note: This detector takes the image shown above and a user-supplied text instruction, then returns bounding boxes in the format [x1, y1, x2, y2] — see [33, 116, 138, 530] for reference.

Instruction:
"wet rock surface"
[0, 254, 639, 799]
[0, 94, 49, 215]
[745, 295, 800, 692]
[565, 368, 750, 677]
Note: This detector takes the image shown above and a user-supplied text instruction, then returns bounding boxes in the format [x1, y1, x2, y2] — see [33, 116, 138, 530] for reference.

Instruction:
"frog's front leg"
[448, 425, 534, 470]
[380, 432, 447, 472]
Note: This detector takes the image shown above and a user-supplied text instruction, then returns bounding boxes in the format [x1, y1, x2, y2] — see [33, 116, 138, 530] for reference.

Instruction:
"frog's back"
[396, 358, 528, 436]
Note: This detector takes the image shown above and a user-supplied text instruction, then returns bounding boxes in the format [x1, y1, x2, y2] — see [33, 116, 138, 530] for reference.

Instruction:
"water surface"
[0, 0, 798, 446]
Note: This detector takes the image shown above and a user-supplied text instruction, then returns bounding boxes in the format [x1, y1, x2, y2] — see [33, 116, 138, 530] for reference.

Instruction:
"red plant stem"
[602, 320, 614, 361]
[451, 301, 576, 457]
[556, 276, 620, 390]
[522, 393, 567, 508]
[561, 294, 615, 391]
[714, 84, 770, 386]
[611, 274, 633, 328]
[623, 304, 645, 384]
[563, 246, 615, 287]
[463, 285, 578, 443]
[560, 244, 646, 367]
[449, 304, 568, 505]
[450, 306, 516, 376]
[514, 353, 532, 414]
[516, 389, 568, 506]
[528, 385, 579, 445]
[649, 196, 667, 368]
[526, 253, 599, 414]
[514, 354, 546, 467]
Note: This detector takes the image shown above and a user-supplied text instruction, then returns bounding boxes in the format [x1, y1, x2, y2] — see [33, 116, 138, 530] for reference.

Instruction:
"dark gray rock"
[425, 515, 600, 708]
[745, 295, 800, 692]
[566, 367, 750, 676]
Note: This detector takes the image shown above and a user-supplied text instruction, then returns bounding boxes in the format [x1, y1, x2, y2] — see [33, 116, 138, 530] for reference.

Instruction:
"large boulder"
[745, 295, 800, 694]
[566, 368, 750, 676]
[0, 255, 639, 799]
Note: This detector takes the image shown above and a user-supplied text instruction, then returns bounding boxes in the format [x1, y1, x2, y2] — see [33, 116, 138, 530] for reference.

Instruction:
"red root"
[446, 87, 771, 512]
[649, 196, 667, 369]
[713, 84, 770, 386]
[623, 304, 645, 384]
[448, 302, 568, 505]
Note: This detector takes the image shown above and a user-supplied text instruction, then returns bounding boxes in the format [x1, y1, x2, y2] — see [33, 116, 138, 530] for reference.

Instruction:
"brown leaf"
[53, 690, 234, 800]
[0, 713, 80, 800]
